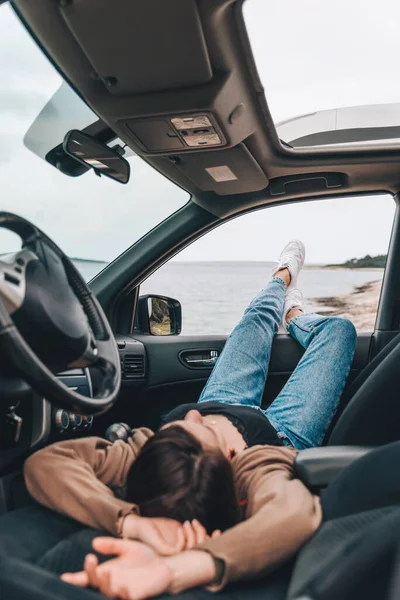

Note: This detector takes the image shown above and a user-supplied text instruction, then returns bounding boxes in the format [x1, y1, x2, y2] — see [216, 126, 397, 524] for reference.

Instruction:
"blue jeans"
[198, 277, 357, 450]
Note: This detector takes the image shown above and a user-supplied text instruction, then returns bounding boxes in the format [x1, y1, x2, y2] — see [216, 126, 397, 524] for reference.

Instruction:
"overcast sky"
[0, 1, 398, 265]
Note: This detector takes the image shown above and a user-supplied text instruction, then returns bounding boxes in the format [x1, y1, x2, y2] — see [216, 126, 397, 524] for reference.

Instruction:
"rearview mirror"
[63, 130, 130, 184]
[136, 295, 182, 336]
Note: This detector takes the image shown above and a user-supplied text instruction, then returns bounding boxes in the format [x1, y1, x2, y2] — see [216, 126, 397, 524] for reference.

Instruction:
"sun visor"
[59, 0, 212, 95]
[173, 145, 269, 196]
[23, 83, 97, 161]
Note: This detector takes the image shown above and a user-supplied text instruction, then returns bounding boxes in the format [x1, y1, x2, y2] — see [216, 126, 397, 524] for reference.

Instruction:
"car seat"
[328, 333, 400, 446]
[288, 506, 400, 600]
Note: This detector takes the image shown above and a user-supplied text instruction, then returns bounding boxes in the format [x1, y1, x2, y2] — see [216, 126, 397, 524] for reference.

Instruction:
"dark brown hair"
[126, 425, 240, 534]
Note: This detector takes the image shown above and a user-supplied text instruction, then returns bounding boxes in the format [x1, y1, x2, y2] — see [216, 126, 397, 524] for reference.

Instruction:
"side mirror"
[136, 295, 182, 336]
[63, 130, 130, 184]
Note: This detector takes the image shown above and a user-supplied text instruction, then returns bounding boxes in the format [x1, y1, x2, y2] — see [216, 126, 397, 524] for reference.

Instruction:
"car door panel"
[134, 334, 227, 386]
[136, 332, 371, 388]
[107, 333, 372, 433]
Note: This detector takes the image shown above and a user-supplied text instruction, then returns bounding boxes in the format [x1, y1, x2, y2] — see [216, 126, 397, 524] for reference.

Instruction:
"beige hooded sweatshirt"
[24, 429, 321, 590]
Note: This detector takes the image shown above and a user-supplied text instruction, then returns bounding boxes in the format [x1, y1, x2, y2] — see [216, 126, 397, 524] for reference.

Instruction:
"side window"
[140, 194, 395, 334]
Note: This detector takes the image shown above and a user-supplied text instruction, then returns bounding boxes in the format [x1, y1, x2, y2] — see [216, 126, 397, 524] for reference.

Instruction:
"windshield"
[244, 0, 400, 150]
[0, 4, 189, 280]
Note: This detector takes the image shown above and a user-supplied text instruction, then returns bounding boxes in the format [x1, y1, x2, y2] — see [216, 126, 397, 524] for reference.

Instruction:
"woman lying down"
[25, 242, 360, 599]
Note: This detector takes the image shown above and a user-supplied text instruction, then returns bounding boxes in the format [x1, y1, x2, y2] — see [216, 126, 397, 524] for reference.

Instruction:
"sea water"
[73, 260, 383, 335]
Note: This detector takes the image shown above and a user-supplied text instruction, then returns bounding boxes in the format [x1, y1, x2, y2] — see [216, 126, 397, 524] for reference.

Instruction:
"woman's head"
[126, 424, 240, 534]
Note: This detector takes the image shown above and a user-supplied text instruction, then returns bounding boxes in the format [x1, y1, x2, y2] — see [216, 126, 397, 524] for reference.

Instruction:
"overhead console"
[14, 0, 270, 196]
[126, 114, 225, 152]
[172, 143, 268, 195]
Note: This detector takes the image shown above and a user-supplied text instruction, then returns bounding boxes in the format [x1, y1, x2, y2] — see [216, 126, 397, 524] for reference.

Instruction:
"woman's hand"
[61, 537, 217, 600]
[122, 514, 183, 555]
[122, 514, 220, 555]
[181, 519, 221, 548]
[62, 538, 172, 599]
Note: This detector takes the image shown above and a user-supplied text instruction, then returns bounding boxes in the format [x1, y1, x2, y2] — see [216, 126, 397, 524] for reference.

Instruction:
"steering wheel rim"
[0, 212, 121, 414]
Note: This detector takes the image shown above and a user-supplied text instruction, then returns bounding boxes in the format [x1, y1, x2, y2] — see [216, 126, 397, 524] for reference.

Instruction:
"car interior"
[2, 0, 400, 598]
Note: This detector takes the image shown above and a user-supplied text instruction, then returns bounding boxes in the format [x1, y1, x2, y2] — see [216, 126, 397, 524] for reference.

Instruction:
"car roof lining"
[11, 0, 400, 220]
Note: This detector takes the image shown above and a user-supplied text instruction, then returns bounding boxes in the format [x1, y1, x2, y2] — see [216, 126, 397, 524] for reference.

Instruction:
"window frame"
[131, 192, 398, 337]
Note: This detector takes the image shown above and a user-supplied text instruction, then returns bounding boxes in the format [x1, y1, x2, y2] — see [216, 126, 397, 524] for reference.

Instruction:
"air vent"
[124, 354, 145, 379]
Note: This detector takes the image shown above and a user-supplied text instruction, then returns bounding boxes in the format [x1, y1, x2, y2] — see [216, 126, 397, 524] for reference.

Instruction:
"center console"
[29, 368, 95, 453]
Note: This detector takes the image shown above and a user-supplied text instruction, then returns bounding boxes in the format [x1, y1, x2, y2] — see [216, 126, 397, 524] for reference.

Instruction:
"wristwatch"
[211, 556, 226, 587]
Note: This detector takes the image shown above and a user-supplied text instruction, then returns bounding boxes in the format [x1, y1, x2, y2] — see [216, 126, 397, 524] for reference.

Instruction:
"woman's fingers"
[171, 522, 187, 553]
[211, 529, 222, 539]
[92, 537, 136, 557]
[60, 554, 99, 588]
[84, 553, 99, 589]
[191, 519, 207, 545]
[182, 520, 220, 549]
[60, 571, 90, 587]
[176, 524, 186, 553]
[183, 520, 196, 549]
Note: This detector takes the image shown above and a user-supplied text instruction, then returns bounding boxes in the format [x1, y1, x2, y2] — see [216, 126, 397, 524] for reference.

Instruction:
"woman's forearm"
[24, 436, 141, 533]
[165, 550, 217, 593]
[199, 477, 322, 589]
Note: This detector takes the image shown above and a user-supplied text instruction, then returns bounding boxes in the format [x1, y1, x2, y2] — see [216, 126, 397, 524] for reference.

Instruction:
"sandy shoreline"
[311, 279, 382, 331]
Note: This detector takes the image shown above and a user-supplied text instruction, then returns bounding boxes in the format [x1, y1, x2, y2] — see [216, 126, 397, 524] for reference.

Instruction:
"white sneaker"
[283, 289, 305, 330]
[271, 239, 306, 290]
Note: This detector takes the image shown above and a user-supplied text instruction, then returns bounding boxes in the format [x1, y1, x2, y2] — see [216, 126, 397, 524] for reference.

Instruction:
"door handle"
[180, 349, 220, 369]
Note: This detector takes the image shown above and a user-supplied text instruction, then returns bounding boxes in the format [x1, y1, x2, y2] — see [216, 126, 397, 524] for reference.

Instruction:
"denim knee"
[327, 317, 357, 347]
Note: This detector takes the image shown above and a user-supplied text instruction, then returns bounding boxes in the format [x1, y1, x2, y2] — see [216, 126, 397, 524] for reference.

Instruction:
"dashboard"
[52, 368, 94, 435]
[42, 335, 147, 440]
[0, 335, 147, 474]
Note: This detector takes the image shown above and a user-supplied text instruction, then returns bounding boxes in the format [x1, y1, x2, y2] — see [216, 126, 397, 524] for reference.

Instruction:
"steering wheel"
[0, 212, 121, 414]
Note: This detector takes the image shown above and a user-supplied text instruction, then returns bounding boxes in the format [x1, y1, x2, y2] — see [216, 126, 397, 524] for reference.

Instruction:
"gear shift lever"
[105, 422, 132, 443]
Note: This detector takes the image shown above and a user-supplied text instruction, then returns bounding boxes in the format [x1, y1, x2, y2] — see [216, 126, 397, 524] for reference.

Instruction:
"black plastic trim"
[269, 172, 347, 197]
[90, 200, 218, 315]
[375, 194, 400, 331]
[115, 334, 147, 385]
[295, 446, 373, 489]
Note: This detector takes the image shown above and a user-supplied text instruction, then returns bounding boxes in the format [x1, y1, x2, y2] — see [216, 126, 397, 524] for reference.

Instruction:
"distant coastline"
[325, 254, 386, 269]
[311, 254, 386, 329]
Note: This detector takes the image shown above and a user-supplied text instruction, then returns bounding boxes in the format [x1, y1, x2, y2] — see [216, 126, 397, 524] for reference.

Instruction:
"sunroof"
[243, 0, 400, 150]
